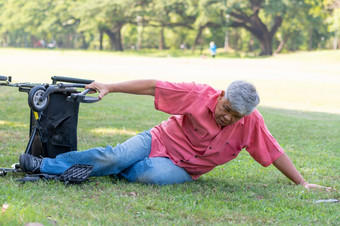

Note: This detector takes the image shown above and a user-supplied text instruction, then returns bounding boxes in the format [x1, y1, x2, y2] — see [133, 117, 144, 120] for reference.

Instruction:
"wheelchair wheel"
[28, 86, 50, 112]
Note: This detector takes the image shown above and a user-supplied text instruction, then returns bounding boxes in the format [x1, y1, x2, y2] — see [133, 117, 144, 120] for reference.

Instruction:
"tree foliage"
[0, 0, 337, 55]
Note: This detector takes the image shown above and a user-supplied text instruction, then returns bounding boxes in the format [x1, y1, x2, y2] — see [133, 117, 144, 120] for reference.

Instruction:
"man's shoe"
[19, 154, 42, 174]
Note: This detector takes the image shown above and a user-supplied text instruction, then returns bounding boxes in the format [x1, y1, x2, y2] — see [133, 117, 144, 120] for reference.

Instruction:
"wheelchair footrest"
[15, 164, 94, 184]
[59, 164, 94, 184]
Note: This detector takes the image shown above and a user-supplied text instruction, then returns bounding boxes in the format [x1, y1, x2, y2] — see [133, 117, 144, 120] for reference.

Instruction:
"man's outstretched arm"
[273, 153, 331, 191]
[85, 80, 158, 99]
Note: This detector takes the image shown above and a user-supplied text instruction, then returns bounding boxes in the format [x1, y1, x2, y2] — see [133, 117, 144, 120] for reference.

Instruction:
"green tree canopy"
[0, 0, 337, 55]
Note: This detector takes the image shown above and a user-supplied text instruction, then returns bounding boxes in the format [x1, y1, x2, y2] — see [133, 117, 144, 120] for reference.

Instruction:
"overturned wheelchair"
[0, 75, 98, 183]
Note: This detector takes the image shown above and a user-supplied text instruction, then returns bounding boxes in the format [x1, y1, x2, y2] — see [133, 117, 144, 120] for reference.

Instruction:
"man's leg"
[39, 130, 152, 176]
[119, 157, 193, 185]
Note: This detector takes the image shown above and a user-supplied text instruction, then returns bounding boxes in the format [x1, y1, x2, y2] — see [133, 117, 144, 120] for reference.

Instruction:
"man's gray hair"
[225, 80, 260, 115]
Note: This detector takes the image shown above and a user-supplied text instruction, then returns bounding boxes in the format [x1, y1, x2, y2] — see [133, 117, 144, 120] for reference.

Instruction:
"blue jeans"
[40, 130, 193, 185]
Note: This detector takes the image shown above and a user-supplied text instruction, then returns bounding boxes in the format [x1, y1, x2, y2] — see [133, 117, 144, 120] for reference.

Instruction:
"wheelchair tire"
[28, 86, 50, 112]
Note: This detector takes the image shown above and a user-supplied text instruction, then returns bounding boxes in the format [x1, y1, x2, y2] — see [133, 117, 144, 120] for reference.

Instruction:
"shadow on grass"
[258, 106, 340, 121]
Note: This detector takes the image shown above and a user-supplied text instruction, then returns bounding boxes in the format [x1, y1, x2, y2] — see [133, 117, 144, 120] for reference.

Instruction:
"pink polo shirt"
[150, 81, 284, 179]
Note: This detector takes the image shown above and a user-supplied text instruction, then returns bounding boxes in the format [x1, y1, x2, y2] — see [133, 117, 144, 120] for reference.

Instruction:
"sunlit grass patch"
[90, 127, 138, 136]
[0, 120, 28, 128]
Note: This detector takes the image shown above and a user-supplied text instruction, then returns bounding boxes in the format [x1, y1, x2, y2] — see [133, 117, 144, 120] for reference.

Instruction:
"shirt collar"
[207, 92, 219, 113]
[237, 117, 245, 126]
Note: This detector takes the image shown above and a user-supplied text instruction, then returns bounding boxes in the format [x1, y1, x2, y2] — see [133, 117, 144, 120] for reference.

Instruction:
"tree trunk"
[103, 25, 123, 51]
[192, 26, 204, 52]
[115, 27, 123, 51]
[258, 33, 273, 56]
[73, 31, 78, 49]
[334, 36, 338, 50]
[137, 23, 144, 50]
[31, 35, 38, 48]
[159, 25, 165, 50]
[105, 30, 116, 50]
[248, 35, 254, 52]
[66, 34, 73, 48]
[2, 35, 8, 47]
[308, 28, 313, 50]
[275, 32, 294, 54]
[224, 30, 229, 52]
[230, 18, 278, 56]
[229, 0, 282, 56]
[235, 29, 240, 51]
[81, 33, 89, 49]
[99, 30, 104, 50]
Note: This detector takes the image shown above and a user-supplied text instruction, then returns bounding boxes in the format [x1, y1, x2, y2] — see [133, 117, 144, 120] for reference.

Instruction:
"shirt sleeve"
[154, 80, 204, 115]
[246, 115, 284, 167]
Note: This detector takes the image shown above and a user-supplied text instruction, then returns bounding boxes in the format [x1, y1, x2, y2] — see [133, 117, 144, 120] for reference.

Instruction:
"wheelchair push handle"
[0, 75, 8, 81]
[0, 75, 12, 83]
[51, 76, 94, 85]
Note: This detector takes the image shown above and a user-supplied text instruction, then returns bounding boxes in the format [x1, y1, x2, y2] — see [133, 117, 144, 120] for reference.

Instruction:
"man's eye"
[235, 114, 243, 119]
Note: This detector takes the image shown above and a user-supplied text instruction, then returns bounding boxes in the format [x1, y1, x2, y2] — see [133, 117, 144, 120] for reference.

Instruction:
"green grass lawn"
[0, 85, 339, 225]
[1, 49, 339, 225]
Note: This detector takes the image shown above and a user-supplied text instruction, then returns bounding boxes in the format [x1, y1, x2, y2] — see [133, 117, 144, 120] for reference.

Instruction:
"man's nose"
[223, 114, 232, 121]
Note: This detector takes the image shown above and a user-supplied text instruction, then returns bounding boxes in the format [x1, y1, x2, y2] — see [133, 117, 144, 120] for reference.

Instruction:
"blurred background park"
[1, 1, 339, 225]
[0, 0, 339, 56]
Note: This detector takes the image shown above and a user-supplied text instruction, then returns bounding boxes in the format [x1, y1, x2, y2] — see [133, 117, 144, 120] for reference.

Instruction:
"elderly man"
[19, 80, 328, 189]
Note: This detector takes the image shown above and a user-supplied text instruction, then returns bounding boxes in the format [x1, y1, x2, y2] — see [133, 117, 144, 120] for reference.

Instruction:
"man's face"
[214, 91, 244, 127]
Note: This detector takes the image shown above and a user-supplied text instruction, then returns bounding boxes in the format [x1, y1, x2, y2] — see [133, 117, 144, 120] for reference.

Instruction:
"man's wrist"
[299, 181, 308, 186]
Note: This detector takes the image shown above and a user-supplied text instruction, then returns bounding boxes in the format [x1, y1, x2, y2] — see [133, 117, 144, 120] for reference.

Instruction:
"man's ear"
[219, 90, 225, 99]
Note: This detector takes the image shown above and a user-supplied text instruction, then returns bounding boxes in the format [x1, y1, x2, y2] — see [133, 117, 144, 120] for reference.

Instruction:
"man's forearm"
[106, 79, 157, 96]
[86, 79, 158, 99]
[273, 152, 306, 185]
